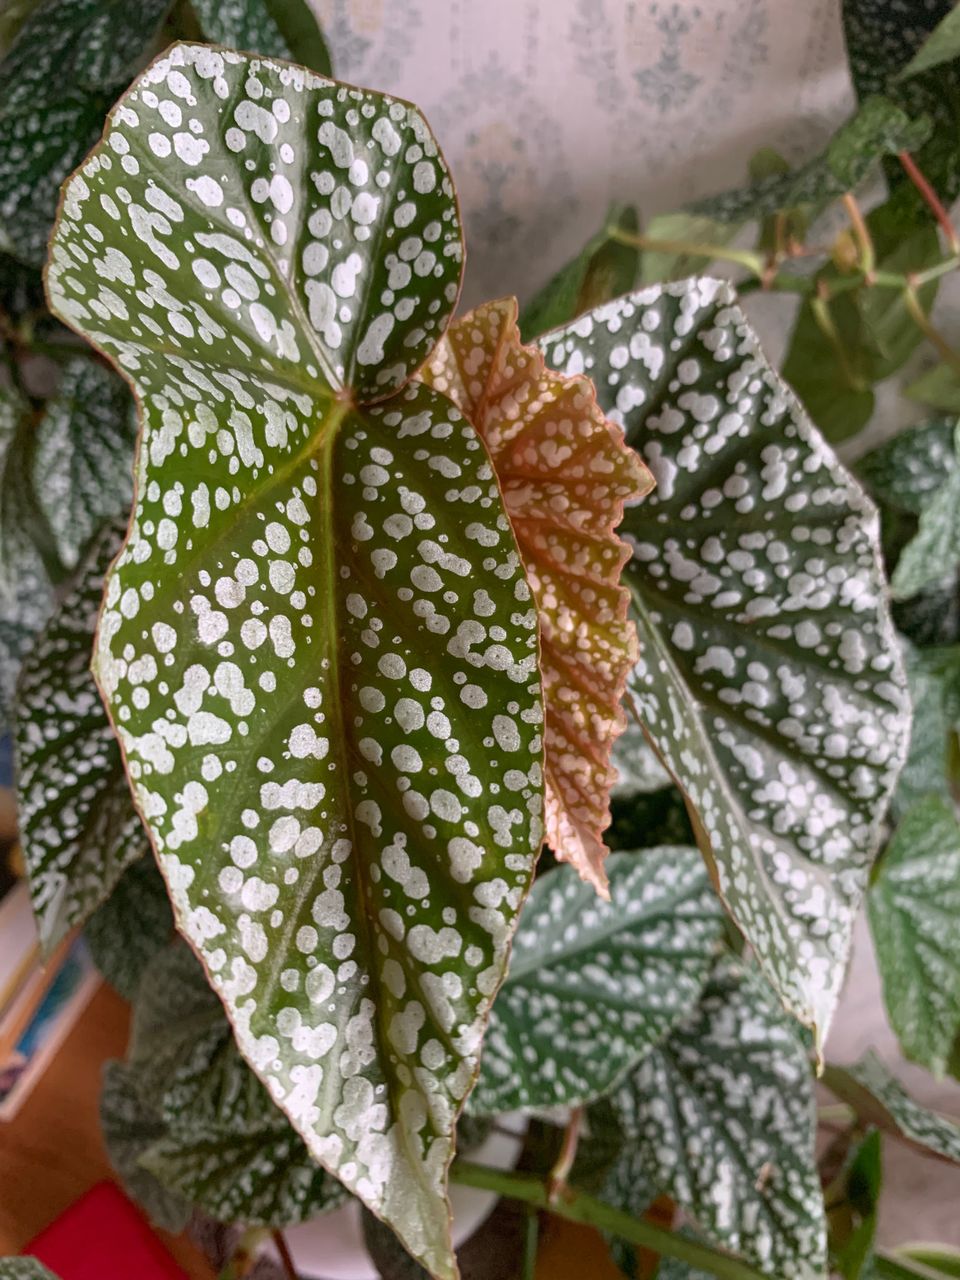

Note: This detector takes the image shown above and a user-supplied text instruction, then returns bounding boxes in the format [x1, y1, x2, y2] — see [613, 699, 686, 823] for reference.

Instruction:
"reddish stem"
[899, 150, 960, 254]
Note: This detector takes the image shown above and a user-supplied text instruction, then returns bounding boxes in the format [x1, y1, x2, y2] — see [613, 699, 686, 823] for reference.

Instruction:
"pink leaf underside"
[421, 298, 654, 895]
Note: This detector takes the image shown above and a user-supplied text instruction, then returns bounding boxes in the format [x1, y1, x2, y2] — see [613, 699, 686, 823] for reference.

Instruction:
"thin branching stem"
[842, 191, 876, 277]
[899, 150, 960, 254]
[450, 1161, 770, 1280]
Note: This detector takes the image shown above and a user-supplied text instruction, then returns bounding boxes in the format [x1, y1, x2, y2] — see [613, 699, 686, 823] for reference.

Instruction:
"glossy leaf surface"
[423, 297, 651, 893]
[16, 524, 146, 951]
[469, 847, 723, 1115]
[868, 795, 960, 1076]
[540, 281, 909, 1042]
[610, 962, 826, 1279]
[46, 45, 542, 1278]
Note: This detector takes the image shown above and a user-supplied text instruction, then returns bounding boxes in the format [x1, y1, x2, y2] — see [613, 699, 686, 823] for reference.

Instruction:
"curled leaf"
[422, 297, 653, 894]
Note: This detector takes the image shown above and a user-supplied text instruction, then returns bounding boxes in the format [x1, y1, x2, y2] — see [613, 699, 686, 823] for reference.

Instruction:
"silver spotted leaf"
[31, 359, 138, 574]
[46, 44, 542, 1279]
[16, 523, 147, 951]
[0, 0, 172, 265]
[189, 0, 333, 77]
[100, 1059, 194, 1233]
[868, 795, 960, 1076]
[610, 961, 826, 1279]
[469, 847, 724, 1115]
[540, 281, 909, 1044]
[85, 855, 174, 1000]
[825, 1051, 960, 1164]
[0, 1263, 62, 1280]
[125, 942, 346, 1227]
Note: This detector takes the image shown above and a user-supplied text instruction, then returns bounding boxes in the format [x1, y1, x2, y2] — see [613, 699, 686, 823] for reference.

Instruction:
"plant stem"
[522, 1210, 540, 1280]
[450, 1161, 769, 1280]
[903, 284, 960, 372]
[899, 151, 960, 254]
[842, 192, 876, 277]
[271, 1230, 299, 1280]
[548, 1106, 583, 1203]
[875, 1250, 952, 1280]
[606, 226, 767, 276]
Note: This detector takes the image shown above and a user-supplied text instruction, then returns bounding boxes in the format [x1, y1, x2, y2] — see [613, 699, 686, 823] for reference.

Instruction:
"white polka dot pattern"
[540, 280, 910, 1044]
[468, 846, 723, 1116]
[610, 961, 826, 1277]
[45, 44, 543, 1280]
[16, 522, 146, 951]
[422, 297, 653, 895]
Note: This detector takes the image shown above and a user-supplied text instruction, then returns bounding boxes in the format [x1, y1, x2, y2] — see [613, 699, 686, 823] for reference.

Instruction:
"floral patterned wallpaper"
[310, 0, 855, 306]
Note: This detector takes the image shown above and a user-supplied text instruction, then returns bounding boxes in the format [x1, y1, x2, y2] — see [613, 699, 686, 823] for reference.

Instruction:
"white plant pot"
[265, 1115, 528, 1280]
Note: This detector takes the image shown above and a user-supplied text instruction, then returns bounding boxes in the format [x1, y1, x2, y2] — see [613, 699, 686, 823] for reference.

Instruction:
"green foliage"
[899, 7, 960, 80]
[187, 0, 332, 74]
[907, 364, 960, 414]
[541, 280, 909, 1043]
[842, 0, 960, 210]
[46, 44, 541, 1279]
[605, 963, 826, 1279]
[518, 202, 640, 339]
[85, 855, 173, 999]
[824, 1052, 960, 1163]
[690, 96, 931, 226]
[830, 1130, 883, 1280]
[468, 848, 723, 1115]
[105, 942, 346, 1228]
[0, 1262, 62, 1280]
[15, 523, 145, 951]
[892, 425, 960, 599]
[868, 796, 960, 1076]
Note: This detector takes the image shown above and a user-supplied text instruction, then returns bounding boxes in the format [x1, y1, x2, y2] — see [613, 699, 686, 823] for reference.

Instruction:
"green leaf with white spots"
[892, 428, 960, 600]
[100, 1059, 195, 1233]
[0, 0, 173, 265]
[609, 962, 826, 1279]
[0, 386, 54, 734]
[189, 0, 332, 77]
[823, 1051, 960, 1164]
[16, 523, 148, 951]
[469, 847, 723, 1115]
[689, 96, 931, 226]
[85, 855, 174, 999]
[612, 696, 671, 798]
[0, 1262, 62, 1280]
[857, 418, 958, 518]
[868, 795, 960, 1076]
[540, 281, 909, 1045]
[123, 942, 346, 1226]
[46, 44, 543, 1280]
[31, 359, 138, 574]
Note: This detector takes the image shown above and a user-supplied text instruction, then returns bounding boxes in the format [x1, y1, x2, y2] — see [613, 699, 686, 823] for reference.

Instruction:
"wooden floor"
[0, 980, 621, 1279]
[0, 982, 212, 1277]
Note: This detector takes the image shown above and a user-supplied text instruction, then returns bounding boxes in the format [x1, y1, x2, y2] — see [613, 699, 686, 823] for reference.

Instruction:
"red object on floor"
[23, 1180, 187, 1279]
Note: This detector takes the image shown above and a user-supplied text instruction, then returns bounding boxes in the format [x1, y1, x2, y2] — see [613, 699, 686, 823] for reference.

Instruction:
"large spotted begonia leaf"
[45, 44, 543, 1280]
[610, 962, 826, 1279]
[468, 846, 724, 1116]
[16, 523, 147, 951]
[540, 282, 909, 1043]
[422, 297, 652, 894]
